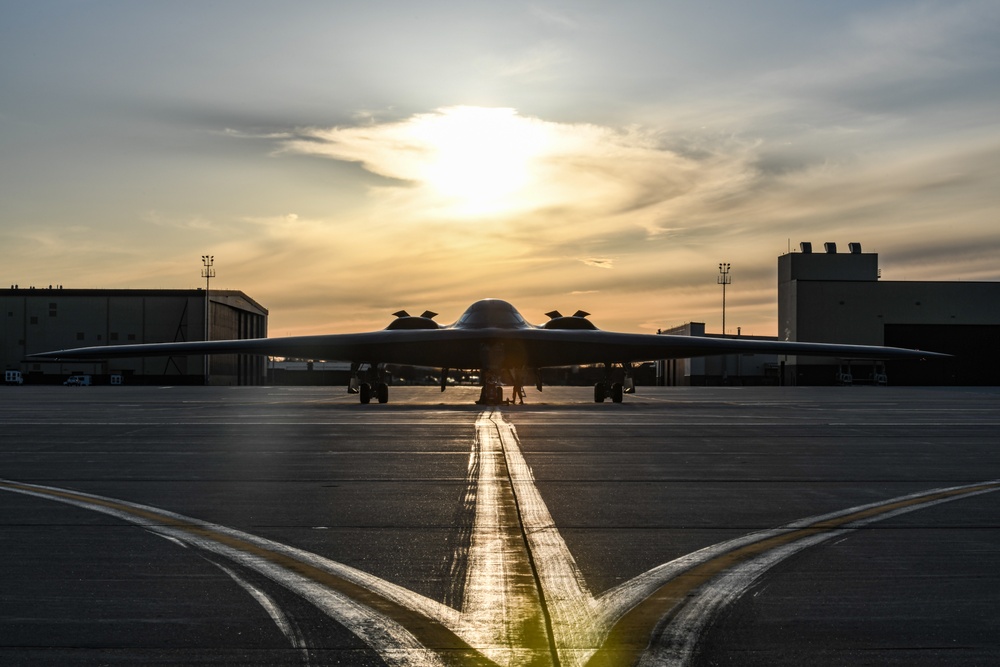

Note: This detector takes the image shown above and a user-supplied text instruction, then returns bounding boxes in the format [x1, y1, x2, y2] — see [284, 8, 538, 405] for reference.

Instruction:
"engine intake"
[385, 310, 441, 330]
[541, 310, 597, 330]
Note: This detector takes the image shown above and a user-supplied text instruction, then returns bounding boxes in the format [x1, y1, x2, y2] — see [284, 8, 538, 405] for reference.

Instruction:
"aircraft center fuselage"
[379, 299, 602, 370]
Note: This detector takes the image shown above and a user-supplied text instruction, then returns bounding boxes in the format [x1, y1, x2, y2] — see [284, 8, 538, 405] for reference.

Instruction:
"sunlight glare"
[412, 107, 549, 216]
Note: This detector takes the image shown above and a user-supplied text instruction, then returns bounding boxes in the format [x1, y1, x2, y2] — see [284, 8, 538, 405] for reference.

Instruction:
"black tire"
[376, 382, 389, 404]
[594, 382, 606, 403]
[360, 383, 372, 404]
[611, 382, 624, 403]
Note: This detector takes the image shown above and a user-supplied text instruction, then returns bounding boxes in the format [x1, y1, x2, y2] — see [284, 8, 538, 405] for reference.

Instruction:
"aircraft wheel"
[594, 382, 606, 403]
[611, 382, 624, 403]
[360, 383, 372, 404]
[376, 382, 389, 404]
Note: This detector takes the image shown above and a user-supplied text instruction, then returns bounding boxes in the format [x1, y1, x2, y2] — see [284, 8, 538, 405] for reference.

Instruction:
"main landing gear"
[350, 363, 390, 404]
[594, 381, 624, 403]
[593, 362, 636, 403]
[358, 381, 389, 405]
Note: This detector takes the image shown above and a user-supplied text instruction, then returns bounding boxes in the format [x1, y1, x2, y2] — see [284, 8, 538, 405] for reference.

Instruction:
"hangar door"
[884, 324, 1000, 386]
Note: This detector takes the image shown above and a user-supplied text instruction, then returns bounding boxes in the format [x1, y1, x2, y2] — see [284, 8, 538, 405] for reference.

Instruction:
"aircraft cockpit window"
[455, 300, 529, 329]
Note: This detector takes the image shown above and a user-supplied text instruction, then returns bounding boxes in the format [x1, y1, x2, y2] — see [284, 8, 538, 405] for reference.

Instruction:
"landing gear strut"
[593, 381, 624, 403]
[475, 367, 506, 406]
[594, 362, 633, 403]
[351, 363, 390, 404]
[477, 381, 505, 406]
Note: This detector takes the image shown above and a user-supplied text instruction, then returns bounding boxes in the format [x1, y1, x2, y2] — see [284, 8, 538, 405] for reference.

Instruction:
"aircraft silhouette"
[34, 298, 942, 404]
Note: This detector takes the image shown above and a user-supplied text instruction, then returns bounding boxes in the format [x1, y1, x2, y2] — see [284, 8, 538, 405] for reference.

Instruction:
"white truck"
[63, 375, 92, 386]
[4, 370, 23, 385]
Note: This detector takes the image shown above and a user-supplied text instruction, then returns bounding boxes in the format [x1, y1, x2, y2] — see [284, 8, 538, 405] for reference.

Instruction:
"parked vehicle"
[64, 375, 92, 386]
[4, 370, 23, 385]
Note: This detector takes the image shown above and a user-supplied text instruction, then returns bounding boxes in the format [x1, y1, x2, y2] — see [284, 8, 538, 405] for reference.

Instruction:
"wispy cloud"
[579, 257, 614, 269]
[280, 106, 756, 226]
[495, 43, 569, 79]
[527, 5, 580, 31]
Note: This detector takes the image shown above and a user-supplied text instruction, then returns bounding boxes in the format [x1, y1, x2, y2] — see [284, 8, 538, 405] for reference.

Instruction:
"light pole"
[718, 262, 731, 384]
[201, 255, 215, 385]
[717, 262, 731, 336]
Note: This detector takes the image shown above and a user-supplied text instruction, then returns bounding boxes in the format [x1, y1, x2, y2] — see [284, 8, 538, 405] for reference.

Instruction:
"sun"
[283, 106, 572, 218]
[412, 107, 550, 216]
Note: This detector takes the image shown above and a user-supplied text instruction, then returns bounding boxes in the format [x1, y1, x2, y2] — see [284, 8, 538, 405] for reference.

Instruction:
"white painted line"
[211, 559, 311, 660]
[620, 480, 1000, 667]
[0, 479, 456, 667]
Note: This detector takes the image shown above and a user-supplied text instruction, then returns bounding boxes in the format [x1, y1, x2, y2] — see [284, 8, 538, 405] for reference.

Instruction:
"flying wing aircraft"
[33, 298, 944, 404]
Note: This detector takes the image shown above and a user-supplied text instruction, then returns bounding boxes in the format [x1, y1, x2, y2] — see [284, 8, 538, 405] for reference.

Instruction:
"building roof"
[1, 288, 268, 316]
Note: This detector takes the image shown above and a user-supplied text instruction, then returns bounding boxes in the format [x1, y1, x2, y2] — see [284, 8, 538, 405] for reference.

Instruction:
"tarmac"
[1, 384, 998, 666]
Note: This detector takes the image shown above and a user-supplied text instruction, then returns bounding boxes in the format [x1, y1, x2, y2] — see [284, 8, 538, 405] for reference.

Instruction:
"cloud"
[753, 2, 1000, 122]
[527, 6, 580, 31]
[279, 106, 756, 226]
[579, 257, 614, 269]
[494, 43, 569, 79]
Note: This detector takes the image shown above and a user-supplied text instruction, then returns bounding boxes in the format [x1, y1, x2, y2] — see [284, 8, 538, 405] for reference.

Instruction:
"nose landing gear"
[477, 381, 505, 406]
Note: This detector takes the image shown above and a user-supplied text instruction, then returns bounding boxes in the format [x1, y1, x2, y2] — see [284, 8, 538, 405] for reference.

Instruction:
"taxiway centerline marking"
[489, 411, 605, 667]
[461, 413, 552, 666]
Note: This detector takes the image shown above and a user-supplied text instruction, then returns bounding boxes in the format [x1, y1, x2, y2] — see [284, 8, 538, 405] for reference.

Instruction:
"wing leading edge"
[32, 326, 941, 367]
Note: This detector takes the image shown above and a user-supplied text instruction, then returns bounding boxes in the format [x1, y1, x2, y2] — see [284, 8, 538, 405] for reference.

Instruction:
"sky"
[2, 1, 999, 337]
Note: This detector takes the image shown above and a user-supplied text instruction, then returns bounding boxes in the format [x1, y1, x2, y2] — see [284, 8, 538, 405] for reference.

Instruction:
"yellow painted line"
[490, 412, 605, 667]
[0, 479, 492, 667]
[587, 480, 1000, 667]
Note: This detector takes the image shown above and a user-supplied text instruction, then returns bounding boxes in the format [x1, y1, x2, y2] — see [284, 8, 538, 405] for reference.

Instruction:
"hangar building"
[659, 243, 1000, 386]
[779, 242, 999, 385]
[2, 288, 268, 385]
